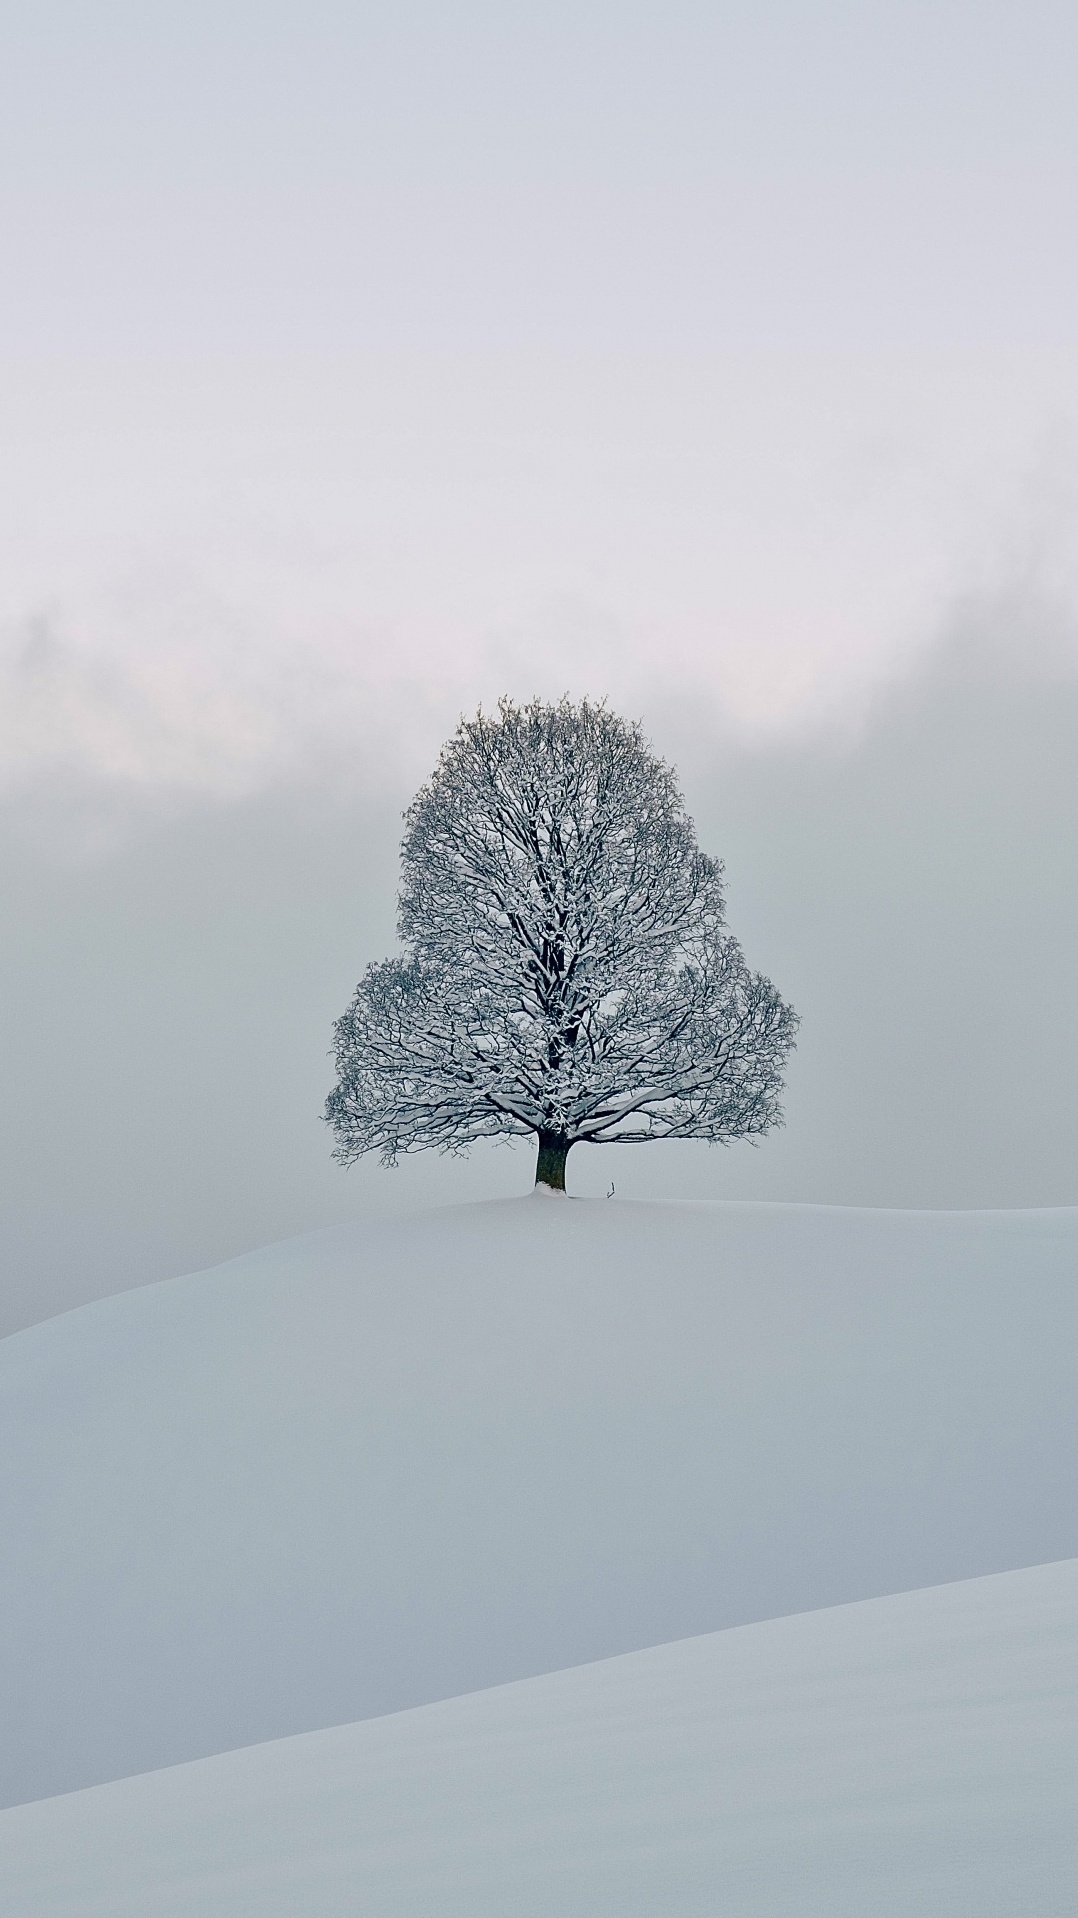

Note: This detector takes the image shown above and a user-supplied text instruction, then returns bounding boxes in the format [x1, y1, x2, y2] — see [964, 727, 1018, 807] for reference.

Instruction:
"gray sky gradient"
[5, 0, 1078, 754]
[3, 2, 1078, 1331]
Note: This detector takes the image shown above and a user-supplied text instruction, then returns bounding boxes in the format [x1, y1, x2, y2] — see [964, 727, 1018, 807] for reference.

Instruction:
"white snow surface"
[1, 1559, 1076, 1916]
[2, 1195, 1077, 1809]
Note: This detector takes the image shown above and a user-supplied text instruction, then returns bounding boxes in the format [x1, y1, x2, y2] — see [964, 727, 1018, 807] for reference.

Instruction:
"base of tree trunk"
[535, 1133, 570, 1191]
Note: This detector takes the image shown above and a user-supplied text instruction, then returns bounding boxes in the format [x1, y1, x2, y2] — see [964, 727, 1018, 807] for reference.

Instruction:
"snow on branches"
[326, 698, 798, 1187]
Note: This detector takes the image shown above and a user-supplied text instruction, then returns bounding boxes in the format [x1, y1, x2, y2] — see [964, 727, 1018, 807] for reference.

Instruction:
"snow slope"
[1, 1559, 1075, 1916]
[2, 1196, 1076, 1808]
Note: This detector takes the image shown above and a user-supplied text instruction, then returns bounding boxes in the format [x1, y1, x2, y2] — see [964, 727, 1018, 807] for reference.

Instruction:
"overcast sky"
[3, 2, 1078, 1333]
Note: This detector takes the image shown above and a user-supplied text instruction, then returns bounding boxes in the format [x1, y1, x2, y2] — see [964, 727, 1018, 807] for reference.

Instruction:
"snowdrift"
[2, 1559, 1075, 1916]
[1, 1196, 1076, 1807]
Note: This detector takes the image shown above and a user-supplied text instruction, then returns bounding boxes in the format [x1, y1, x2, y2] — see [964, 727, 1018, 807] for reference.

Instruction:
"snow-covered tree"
[326, 698, 798, 1190]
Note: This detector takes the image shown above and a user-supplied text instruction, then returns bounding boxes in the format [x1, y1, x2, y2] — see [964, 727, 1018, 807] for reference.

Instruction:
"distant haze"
[2, 3, 1078, 1330]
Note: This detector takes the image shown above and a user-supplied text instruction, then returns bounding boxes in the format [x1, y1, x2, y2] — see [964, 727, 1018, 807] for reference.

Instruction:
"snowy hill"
[1, 1196, 1076, 1809]
[2, 1559, 1075, 1916]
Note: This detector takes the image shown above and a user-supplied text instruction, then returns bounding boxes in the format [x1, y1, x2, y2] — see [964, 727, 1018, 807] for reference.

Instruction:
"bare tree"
[326, 698, 798, 1190]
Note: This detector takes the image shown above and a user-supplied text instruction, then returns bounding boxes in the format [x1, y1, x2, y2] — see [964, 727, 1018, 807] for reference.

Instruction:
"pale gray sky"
[2, 2, 1078, 1331]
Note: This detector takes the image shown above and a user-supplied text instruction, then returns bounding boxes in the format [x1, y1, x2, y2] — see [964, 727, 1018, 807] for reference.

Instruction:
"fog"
[2, 607, 1075, 1338]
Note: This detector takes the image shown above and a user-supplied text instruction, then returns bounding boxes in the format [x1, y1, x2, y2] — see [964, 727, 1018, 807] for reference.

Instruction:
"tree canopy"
[326, 697, 797, 1188]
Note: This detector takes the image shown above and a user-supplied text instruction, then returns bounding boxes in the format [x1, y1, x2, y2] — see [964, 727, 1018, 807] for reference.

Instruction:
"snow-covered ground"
[2, 1196, 1076, 1809]
[1, 1558, 1075, 1916]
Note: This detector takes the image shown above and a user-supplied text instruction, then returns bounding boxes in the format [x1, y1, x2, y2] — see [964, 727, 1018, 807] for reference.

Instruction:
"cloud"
[7, 519, 1076, 862]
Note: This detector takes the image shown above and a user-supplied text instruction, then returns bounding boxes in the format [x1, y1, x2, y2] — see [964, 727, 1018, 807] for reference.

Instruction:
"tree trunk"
[534, 1131, 570, 1191]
